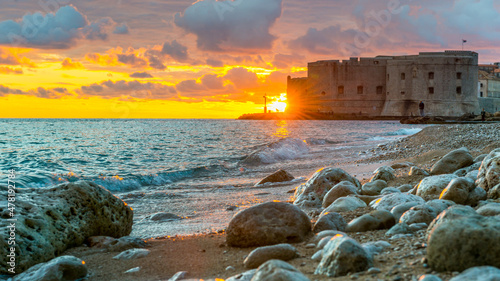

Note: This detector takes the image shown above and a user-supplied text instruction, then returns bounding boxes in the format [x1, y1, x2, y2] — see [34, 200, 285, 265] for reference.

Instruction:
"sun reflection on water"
[273, 120, 290, 138]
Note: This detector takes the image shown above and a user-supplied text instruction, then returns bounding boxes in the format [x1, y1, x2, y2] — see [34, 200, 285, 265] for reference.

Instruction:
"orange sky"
[1, 0, 500, 118]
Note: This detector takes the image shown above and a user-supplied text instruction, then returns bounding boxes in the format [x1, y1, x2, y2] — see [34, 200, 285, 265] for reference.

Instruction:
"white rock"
[113, 248, 150, 260]
[168, 271, 188, 281]
[370, 193, 425, 211]
[416, 174, 458, 200]
[124, 267, 140, 273]
[321, 196, 367, 213]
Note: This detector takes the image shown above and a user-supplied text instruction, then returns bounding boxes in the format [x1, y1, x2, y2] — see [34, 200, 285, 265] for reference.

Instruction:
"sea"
[0, 119, 426, 237]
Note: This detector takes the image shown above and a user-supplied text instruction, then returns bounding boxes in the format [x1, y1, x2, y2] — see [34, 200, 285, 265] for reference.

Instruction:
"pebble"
[367, 267, 382, 274]
[124, 267, 140, 273]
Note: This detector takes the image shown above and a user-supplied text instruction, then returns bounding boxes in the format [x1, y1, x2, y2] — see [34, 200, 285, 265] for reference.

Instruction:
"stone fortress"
[287, 51, 500, 117]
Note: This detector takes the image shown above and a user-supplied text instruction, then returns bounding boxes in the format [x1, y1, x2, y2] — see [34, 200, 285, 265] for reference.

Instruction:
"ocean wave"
[304, 138, 341, 145]
[16, 164, 226, 191]
[385, 128, 422, 136]
[241, 138, 310, 165]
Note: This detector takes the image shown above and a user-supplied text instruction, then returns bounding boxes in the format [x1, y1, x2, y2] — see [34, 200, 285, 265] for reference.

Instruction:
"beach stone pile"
[0, 181, 133, 274]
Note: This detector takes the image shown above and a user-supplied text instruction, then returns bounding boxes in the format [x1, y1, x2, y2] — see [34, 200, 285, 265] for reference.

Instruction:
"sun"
[268, 93, 287, 112]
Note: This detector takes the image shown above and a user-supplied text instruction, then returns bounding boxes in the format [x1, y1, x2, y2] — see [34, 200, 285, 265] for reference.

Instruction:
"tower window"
[376, 86, 383, 95]
[357, 86, 364, 95]
[429, 87, 434, 94]
[401, 73, 406, 80]
[400, 91, 406, 95]
[456, 86, 462, 94]
[457, 72, 462, 79]
[428, 72, 434, 80]
[338, 86, 344, 95]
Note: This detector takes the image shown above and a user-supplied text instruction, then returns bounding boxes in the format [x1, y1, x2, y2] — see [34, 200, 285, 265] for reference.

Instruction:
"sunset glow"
[0, 1, 499, 118]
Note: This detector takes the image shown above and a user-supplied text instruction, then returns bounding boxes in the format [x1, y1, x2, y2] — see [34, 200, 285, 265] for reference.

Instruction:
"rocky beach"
[2, 123, 500, 281]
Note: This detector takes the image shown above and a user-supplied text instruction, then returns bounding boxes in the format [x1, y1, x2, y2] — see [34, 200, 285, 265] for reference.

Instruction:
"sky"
[1, 0, 500, 118]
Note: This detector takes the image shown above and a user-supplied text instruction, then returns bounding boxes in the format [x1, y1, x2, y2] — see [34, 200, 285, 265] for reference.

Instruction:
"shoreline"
[15, 123, 500, 280]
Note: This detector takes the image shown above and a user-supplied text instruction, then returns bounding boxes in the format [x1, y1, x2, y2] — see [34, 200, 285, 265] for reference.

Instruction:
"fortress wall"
[479, 97, 500, 113]
[381, 52, 479, 117]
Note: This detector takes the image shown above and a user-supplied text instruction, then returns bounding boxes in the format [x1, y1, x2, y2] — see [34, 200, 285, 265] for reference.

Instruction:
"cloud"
[161, 40, 188, 62]
[0, 66, 23, 74]
[113, 23, 130, 34]
[272, 53, 306, 69]
[206, 58, 224, 67]
[0, 48, 36, 67]
[201, 74, 224, 89]
[130, 71, 153, 78]
[0, 5, 115, 49]
[288, 25, 359, 55]
[224, 67, 259, 89]
[174, 0, 283, 52]
[0, 85, 26, 96]
[61, 58, 84, 70]
[78, 80, 177, 99]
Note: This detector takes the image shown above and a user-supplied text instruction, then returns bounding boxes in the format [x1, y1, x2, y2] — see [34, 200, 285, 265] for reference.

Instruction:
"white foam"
[385, 128, 422, 136]
[243, 138, 310, 165]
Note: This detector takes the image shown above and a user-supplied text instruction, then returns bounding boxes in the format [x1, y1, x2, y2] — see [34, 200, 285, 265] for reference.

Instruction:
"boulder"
[227, 269, 256, 281]
[244, 244, 299, 269]
[113, 248, 150, 260]
[416, 174, 458, 200]
[465, 187, 487, 206]
[361, 180, 388, 196]
[418, 275, 443, 281]
[256, 170, 294, 185]
[396, 184, 413, 193]
[226, 202, 312, 247]
[370, 193, 425, 211]
[313, 212, 347, 233]
[439, 177, 476, 204]
[390, 202, 420, 221]
[346, 210, 395, 232]
[477, 148, 500, 197]
[430, 147, 474, 175]
[489, 184, 500, 199]
[399, 204, 437, 225]
[474, 154, 488, 163]
[370, 166, 395, 182]
[477, 202, 500, 217]
[386, 222, 412, 236]
[294, 168, 361, 208]
[149, 212, 183, 222]
[12, 256, 87, 281]
[315, 236, 372, 277]
[391, 162, 413, 169]
[465, 170, 479, 180]
[361, 241, 391, 258]
[427, 205, 477, 237]
[313, 230, 348, 244]
[427, 214, 500, 271]
[322, 181, 358, 208]
[409, 166, 430, 176]
[321, 196, 367, 214]
[449, 266, 500, 281]
[425, 199, 455, 215]
[0, 181, 133, 274]
[380, 187, 401, 195]
[250, 260, 309, 281]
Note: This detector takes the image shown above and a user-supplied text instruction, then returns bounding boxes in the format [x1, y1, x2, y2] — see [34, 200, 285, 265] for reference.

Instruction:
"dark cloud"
[174, 0, 283, 52]
[0, 66, 23, 74]
[113, 23, 130, 34]
[0, 5, 115, 49]
[78, 80, 177, 99]
[130, 71, 153, 78]
[206, 58, 224, 67]
[117, 52, 148, 68]
[288, 25, 359, 55]
[161, 40, 189, 62]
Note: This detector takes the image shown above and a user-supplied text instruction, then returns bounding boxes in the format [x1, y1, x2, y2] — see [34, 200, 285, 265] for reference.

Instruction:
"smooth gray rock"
[409, 222, 428, 231]
[425, 199, 455, 215]
[244, 244, 299, 269]
[391, 162, 414, 169]
[409, 166, 430, 176]
[474, 154, 488, 163]
[399, 204, 437, 225]
[370, 166, 395, 182]
[427, 212, 500, 271]
[431, 147, 474, 175]
[477, 202, 500, 217]
[322, 181, 358, 208]
[0, 181, 133, 274]
[321, 196, 367, 213]
[362, 241, 391, 258]
[380, 187, 401, 195]
[250, 260, 309, 281]
[226, 202, 312, 247]
[313, 212, 347, 233]
[391, 202, 420, 221]
[256, 170, 294, 185]
[418, 275, 443, 281]
[113, 248, 150, 260]
[149, 212, 183, 222]
[226, 269, 256, 281]
[439, 177, 476, 204]
[386, 222, 412, 236]
[449, 266, 500, 281]
[465, 187, 487, 206]
[454, 162, 481, 177]
[294, 168, 361, 208]
[427, 205, 477, 237]
[12, 256, 87, 281]
[477, 148, 500, 195]
[361, 180, 388, 196]
[466, 170, 480, 180]
[312, 250, 323, 261]
[396, 184, 413, 193]
[370, 193, 425, 211]
[317, 236, 335, 249]
[313, 230, 348, 244]
[346, 210, 395, 232]
[315, 236, 372, 277]
[416, 174, 458, 200]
